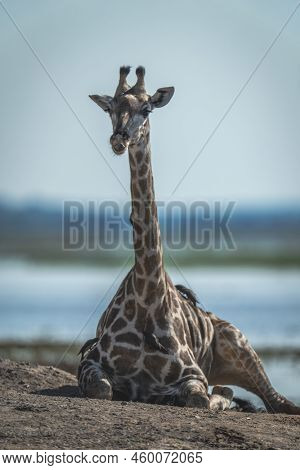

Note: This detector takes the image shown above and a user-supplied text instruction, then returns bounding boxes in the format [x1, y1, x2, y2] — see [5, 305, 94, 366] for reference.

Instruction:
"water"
[0, 260, 299, 404]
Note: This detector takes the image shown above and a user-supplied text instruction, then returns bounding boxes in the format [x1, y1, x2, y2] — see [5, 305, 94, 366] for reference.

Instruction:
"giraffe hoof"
[212, 386, 234, 401]
[210, 386, 234, 411]
[86, 378, 112, 400]
[273, 401, 300, 415]
[186, 393, 210, 409]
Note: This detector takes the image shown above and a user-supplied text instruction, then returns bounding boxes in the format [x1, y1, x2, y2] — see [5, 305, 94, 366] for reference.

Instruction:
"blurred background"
[0, 0, 299, 406]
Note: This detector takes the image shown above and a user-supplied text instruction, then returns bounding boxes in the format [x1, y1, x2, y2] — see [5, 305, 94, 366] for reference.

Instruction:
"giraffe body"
[80, 269, 214, 403]
[78, 67, 300, 415]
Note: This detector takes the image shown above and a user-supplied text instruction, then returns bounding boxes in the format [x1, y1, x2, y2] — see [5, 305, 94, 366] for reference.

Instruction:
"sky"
[0, 0, 299, 205]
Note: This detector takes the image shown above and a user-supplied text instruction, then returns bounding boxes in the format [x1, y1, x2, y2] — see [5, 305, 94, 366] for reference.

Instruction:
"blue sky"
[0, 0, 299, 204]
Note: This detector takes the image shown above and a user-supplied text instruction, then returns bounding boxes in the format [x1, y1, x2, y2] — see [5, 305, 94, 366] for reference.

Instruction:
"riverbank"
[0, 359, 299, 450]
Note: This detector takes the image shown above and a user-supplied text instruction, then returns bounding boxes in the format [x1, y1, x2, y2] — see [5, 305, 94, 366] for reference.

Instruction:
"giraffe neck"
[128, 123, 166, 295]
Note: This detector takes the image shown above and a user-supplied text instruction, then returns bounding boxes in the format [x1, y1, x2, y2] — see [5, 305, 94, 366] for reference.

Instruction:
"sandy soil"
[0, 359, 299, 450]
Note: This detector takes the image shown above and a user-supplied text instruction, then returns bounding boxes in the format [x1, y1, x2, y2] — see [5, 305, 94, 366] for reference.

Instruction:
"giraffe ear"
[150, 87, 175, 109]
[89, 94, 113, 112]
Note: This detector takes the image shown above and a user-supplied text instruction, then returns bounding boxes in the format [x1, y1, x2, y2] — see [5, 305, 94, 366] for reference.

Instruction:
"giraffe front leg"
[78, 348, 113, 400]
[177, 374, 210, 409]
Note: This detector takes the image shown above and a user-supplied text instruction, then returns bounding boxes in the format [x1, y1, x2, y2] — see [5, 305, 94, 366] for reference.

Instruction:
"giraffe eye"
[142, 108, 151, 118]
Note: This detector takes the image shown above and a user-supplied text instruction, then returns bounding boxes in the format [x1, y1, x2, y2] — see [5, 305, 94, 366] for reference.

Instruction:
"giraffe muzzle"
[110, 134, 129, 155]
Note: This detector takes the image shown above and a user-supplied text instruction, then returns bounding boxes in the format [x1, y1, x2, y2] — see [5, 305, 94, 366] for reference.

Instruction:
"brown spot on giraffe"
[139, 177, 147, 195]
[105, 308, 120, 328]
[134, 222, 143, 237]
[111, 317, 127, 333]
[114, 351, 139, 375]
[134, 307, 148, 333]
[165, 360, 182, 385]
[110, 346, 140, 375]
[159, 335, 179, 353]
[135, 276, 145, 296]
[154, 306, 169, 330]
[135, 150, 143, 161]
[144, 207, 151, 225]
[144, 281, 158, 305]
[135, 262, 144, 276]
[100, 334, 111, 353]
[173, 317, 186, 345]
[124, 299, 135, 321]
[180, 350, 194, 366]
[144, 354, 168, 382]
[144, 254, 157, 275]
[126, 276, 134, 295]
[115, 332, 141, 347]
[140, 163, 148, 177]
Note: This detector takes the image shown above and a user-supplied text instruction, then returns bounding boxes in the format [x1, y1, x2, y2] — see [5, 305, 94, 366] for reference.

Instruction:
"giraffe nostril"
[114, 143, 125, 151]
[112, 142, 127, 155]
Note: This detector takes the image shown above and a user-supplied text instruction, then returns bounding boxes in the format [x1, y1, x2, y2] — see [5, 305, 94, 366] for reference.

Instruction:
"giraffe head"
[89, 66, 174, 155]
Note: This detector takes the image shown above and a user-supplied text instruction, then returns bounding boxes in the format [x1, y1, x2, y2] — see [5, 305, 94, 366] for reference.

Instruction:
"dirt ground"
[0, 358, 299, 450]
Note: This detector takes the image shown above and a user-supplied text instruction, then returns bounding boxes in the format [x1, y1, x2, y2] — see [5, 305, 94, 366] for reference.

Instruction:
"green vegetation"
[1, 340, 299, 376]
[3, 246, 300, 268]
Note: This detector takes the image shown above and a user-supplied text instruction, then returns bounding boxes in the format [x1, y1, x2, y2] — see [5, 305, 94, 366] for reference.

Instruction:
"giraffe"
[78, 66, 300, 414]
